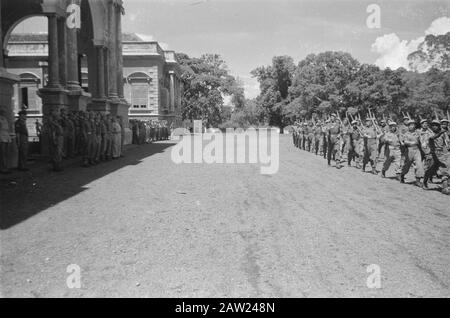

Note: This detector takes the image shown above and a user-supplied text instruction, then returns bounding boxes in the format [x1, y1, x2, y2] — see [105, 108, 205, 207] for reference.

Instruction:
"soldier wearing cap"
[313, 121, 322, 155]
[441, 118, 449, 152]
[327, 114, 343, 169]
[341, 118, 351, 165]
[322, 119, 329, 159]
[47, 111, 64, 172]
[81, 111, 93, 167]
[423, 120, 449, 193]
[381, 121, 402, 178]
[401, 119, 424, 186]
[307, 121, 314, 153]
[398, 115, 410, 171]
[377, 119, 388, 161]
[348, 120, 363, 168]
[15, 110, 29, 171]
[362, 117, 380, 174]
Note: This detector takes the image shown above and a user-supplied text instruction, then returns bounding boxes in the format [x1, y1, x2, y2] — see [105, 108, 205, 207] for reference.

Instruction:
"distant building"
[5, 33, 183, 136]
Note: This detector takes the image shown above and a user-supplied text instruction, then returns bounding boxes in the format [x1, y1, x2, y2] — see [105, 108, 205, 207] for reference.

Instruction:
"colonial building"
[1, 0, 131, 144]
[5, 32, 182, 136]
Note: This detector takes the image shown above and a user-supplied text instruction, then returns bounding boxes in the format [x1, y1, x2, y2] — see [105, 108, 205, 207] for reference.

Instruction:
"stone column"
[47, 14, 60, 88]
[96, 46, 106, 99]
[116, 4, 124, 99]
[1, 2, 20, 168]
[169, 71, 175, 112]
[66, 16, 81, 91]
[57, 17, 67, 88]
[107, 2, 118, 99]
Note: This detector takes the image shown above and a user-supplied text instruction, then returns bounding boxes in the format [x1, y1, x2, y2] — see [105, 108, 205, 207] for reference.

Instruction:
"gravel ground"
[1, 135, 449, 298]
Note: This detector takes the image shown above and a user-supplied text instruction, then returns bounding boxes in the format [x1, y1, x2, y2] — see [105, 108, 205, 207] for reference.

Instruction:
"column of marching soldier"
[0, 108, 171, 174]
[292, 111, 450, 195]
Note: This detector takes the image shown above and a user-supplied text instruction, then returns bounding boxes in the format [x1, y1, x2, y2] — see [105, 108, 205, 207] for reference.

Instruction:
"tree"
[177, 53, 242, 127]
[288, 51, 360, 118]
[251, 56, 296, 131]
[408, 32, 450, 72]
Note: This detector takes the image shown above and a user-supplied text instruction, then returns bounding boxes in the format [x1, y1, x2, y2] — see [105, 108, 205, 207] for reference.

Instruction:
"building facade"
[5, 33, 182, 137]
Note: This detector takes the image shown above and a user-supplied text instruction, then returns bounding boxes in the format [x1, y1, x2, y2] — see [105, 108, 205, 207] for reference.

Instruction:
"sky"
[12, 0, 450, 99]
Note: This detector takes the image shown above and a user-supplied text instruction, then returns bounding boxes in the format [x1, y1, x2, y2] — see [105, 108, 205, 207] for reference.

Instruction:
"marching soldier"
[348, 120, 363, 168]
[322, 119, 329, 159]
[381, 121, 402, 178]
[314, 121, 322, 155]
[401, 119, 424, 186]
[362, 117, 380, 174]
[327, 114, 343, 169]
[424, 120, 449, 194]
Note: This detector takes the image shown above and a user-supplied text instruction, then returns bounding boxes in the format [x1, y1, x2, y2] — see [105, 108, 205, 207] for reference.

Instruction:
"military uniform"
[362, 123, 378, 173]
[327, 120, 342, 168]
[15, 117, 29, 170]
[48, 117, 64, 171]
[382, 124, 402, 177]
[426, 127, 449, 193]
[313, 124, 322, 155]
[401, 125, 424, 184]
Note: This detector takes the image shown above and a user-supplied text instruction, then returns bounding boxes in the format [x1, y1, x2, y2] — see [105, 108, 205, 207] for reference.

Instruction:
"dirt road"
[1, 135, 449, 297]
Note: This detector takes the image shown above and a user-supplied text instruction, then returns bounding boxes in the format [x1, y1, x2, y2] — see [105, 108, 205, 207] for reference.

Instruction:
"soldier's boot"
[441, 180, 449, 195]
[422, 173, 430, 190]
[400, 174, 405, 184]
[414, 177, 423, 188]
[372, 167, 377, 175]
[381, 170, 386, 178]
[362, 163, 366, 172]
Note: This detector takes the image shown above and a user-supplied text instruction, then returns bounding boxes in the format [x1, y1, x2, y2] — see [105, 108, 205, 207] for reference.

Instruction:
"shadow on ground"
[0, 142, 174, 229]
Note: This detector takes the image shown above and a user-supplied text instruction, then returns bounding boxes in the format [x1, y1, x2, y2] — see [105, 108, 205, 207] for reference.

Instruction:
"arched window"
[126, 72, 151, 109]
[19, 73, 41, 112]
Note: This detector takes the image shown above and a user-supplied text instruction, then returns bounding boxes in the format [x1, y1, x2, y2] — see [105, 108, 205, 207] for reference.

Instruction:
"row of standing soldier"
[43, 109, 125, 171]
[292, 111, 450, 195]
[130, 119, 171, 145]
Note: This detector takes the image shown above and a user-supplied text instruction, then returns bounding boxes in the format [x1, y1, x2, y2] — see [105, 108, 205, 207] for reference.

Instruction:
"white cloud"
[371, 16, 450, 70]
[425, 17, 450, 35]
[242, 76, 260, 100]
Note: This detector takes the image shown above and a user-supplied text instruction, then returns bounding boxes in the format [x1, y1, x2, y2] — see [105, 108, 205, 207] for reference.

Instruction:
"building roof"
[10, 33, 146, 43]
[8, 33, 179, 64]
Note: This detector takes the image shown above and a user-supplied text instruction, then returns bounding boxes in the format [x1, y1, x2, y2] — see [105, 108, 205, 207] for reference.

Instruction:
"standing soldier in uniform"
[81, 111, 92, 167]
[66, 112, 76, 158]
[15, 110, 29, 171]
[48, 111, 64, 172]
[401, 119, 424, 186]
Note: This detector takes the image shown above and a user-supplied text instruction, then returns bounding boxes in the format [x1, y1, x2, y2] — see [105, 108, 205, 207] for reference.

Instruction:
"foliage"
[176, 53, 245, 127]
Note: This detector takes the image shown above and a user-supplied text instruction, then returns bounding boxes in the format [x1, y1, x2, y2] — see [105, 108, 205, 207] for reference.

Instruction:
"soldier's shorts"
[402, 146, 424, 178]
[383, 147, 401, 174]
[436, 152, 449, 179]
